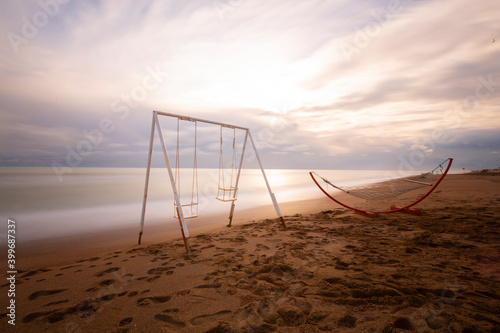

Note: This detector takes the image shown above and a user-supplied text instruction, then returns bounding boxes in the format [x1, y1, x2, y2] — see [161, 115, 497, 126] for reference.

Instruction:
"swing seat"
[217, 126, 238, 202]
[216, 187, 237, 202]
[174, 203, 199, 219]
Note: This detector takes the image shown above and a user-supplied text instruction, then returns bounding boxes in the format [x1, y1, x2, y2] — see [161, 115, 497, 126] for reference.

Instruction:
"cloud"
[0, 0, 498, 170]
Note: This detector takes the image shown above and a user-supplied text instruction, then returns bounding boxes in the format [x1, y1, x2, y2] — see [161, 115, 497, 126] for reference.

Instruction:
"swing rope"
[175, 118, 180, 199]
[231, 128, 236, 190]
[174, 119, 198, 219]
[217, 126, 237, 202]
[218, 126, 224, 196]
[192, 122, 198, 207]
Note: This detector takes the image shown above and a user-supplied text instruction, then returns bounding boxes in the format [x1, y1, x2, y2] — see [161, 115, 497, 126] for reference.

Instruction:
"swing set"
[138, 111, 286, 252]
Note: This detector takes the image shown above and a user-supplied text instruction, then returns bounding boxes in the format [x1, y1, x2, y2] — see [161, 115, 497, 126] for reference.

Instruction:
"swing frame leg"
[176, 208, 191, 253]
[249, 132, 286, 228]
[279, 216, 286, 228]
[227, 202, 236, 227]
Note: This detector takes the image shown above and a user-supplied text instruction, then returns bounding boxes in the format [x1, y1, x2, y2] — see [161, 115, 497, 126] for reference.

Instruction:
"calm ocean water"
[0, 167, 418, 242]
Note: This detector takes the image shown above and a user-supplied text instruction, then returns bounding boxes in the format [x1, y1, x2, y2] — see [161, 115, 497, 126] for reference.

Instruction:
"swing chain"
[174, 119, 199, 219]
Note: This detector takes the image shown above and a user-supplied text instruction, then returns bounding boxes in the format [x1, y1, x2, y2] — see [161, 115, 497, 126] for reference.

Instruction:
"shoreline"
[13, 172, 500, 270]
[15, 195, 337, 270]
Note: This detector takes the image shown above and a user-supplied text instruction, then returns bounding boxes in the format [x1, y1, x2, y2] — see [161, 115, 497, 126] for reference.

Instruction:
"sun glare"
[212, 54, 306, 112]
[168, 40, 313, 113]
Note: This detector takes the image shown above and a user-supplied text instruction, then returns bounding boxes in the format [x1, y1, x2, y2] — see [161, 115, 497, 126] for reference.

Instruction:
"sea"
[0, 167, 422, 243]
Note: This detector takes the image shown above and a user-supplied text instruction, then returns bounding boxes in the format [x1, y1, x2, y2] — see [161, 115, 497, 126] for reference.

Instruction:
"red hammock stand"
[310, 158, 453, 217]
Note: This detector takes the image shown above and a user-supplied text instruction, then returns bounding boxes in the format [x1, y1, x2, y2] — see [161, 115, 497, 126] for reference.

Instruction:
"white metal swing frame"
[138, 111, 286, 252]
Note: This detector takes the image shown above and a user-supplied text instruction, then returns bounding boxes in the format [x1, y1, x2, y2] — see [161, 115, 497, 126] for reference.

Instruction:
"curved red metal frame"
[310, 158, 453, 217]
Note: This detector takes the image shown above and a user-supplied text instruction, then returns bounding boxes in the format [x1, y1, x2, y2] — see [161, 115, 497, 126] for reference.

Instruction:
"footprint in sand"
[95, 267, 120, 277]
[154, 314, 186, 330]
[137, 296, 171, 306]
[60, 265, 81, 271]
[44, 299, 69, 307]
[195, 283, 222, 289]
[256, 244, 270, 250]
[147, 275, 161, 282]
[147, 267, 174, 275]
[119, 317, 133, 326]
[69, 299, 100, 317]
[22, 310, 56, 323]
[189, 310, 232, 326]
[86, 279, 115, 292]
[46, 311, 67, 323]
[76, 256, 100, 263]
[19, 269, 52, 279]
[97, 294, 115, 303]
[29, 289, 68, 301]
[99, 279, 115, 287]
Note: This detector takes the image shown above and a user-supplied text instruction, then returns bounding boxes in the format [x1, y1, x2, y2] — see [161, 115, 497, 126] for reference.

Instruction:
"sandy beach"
[1, 172, 500, 332]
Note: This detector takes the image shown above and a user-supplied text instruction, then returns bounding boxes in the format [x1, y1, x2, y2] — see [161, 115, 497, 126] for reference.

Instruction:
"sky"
[0, 0, 499, 173]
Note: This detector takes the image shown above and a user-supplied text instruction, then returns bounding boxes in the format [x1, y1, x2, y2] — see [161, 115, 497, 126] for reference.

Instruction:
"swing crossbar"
[155, 111, 249, 131]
